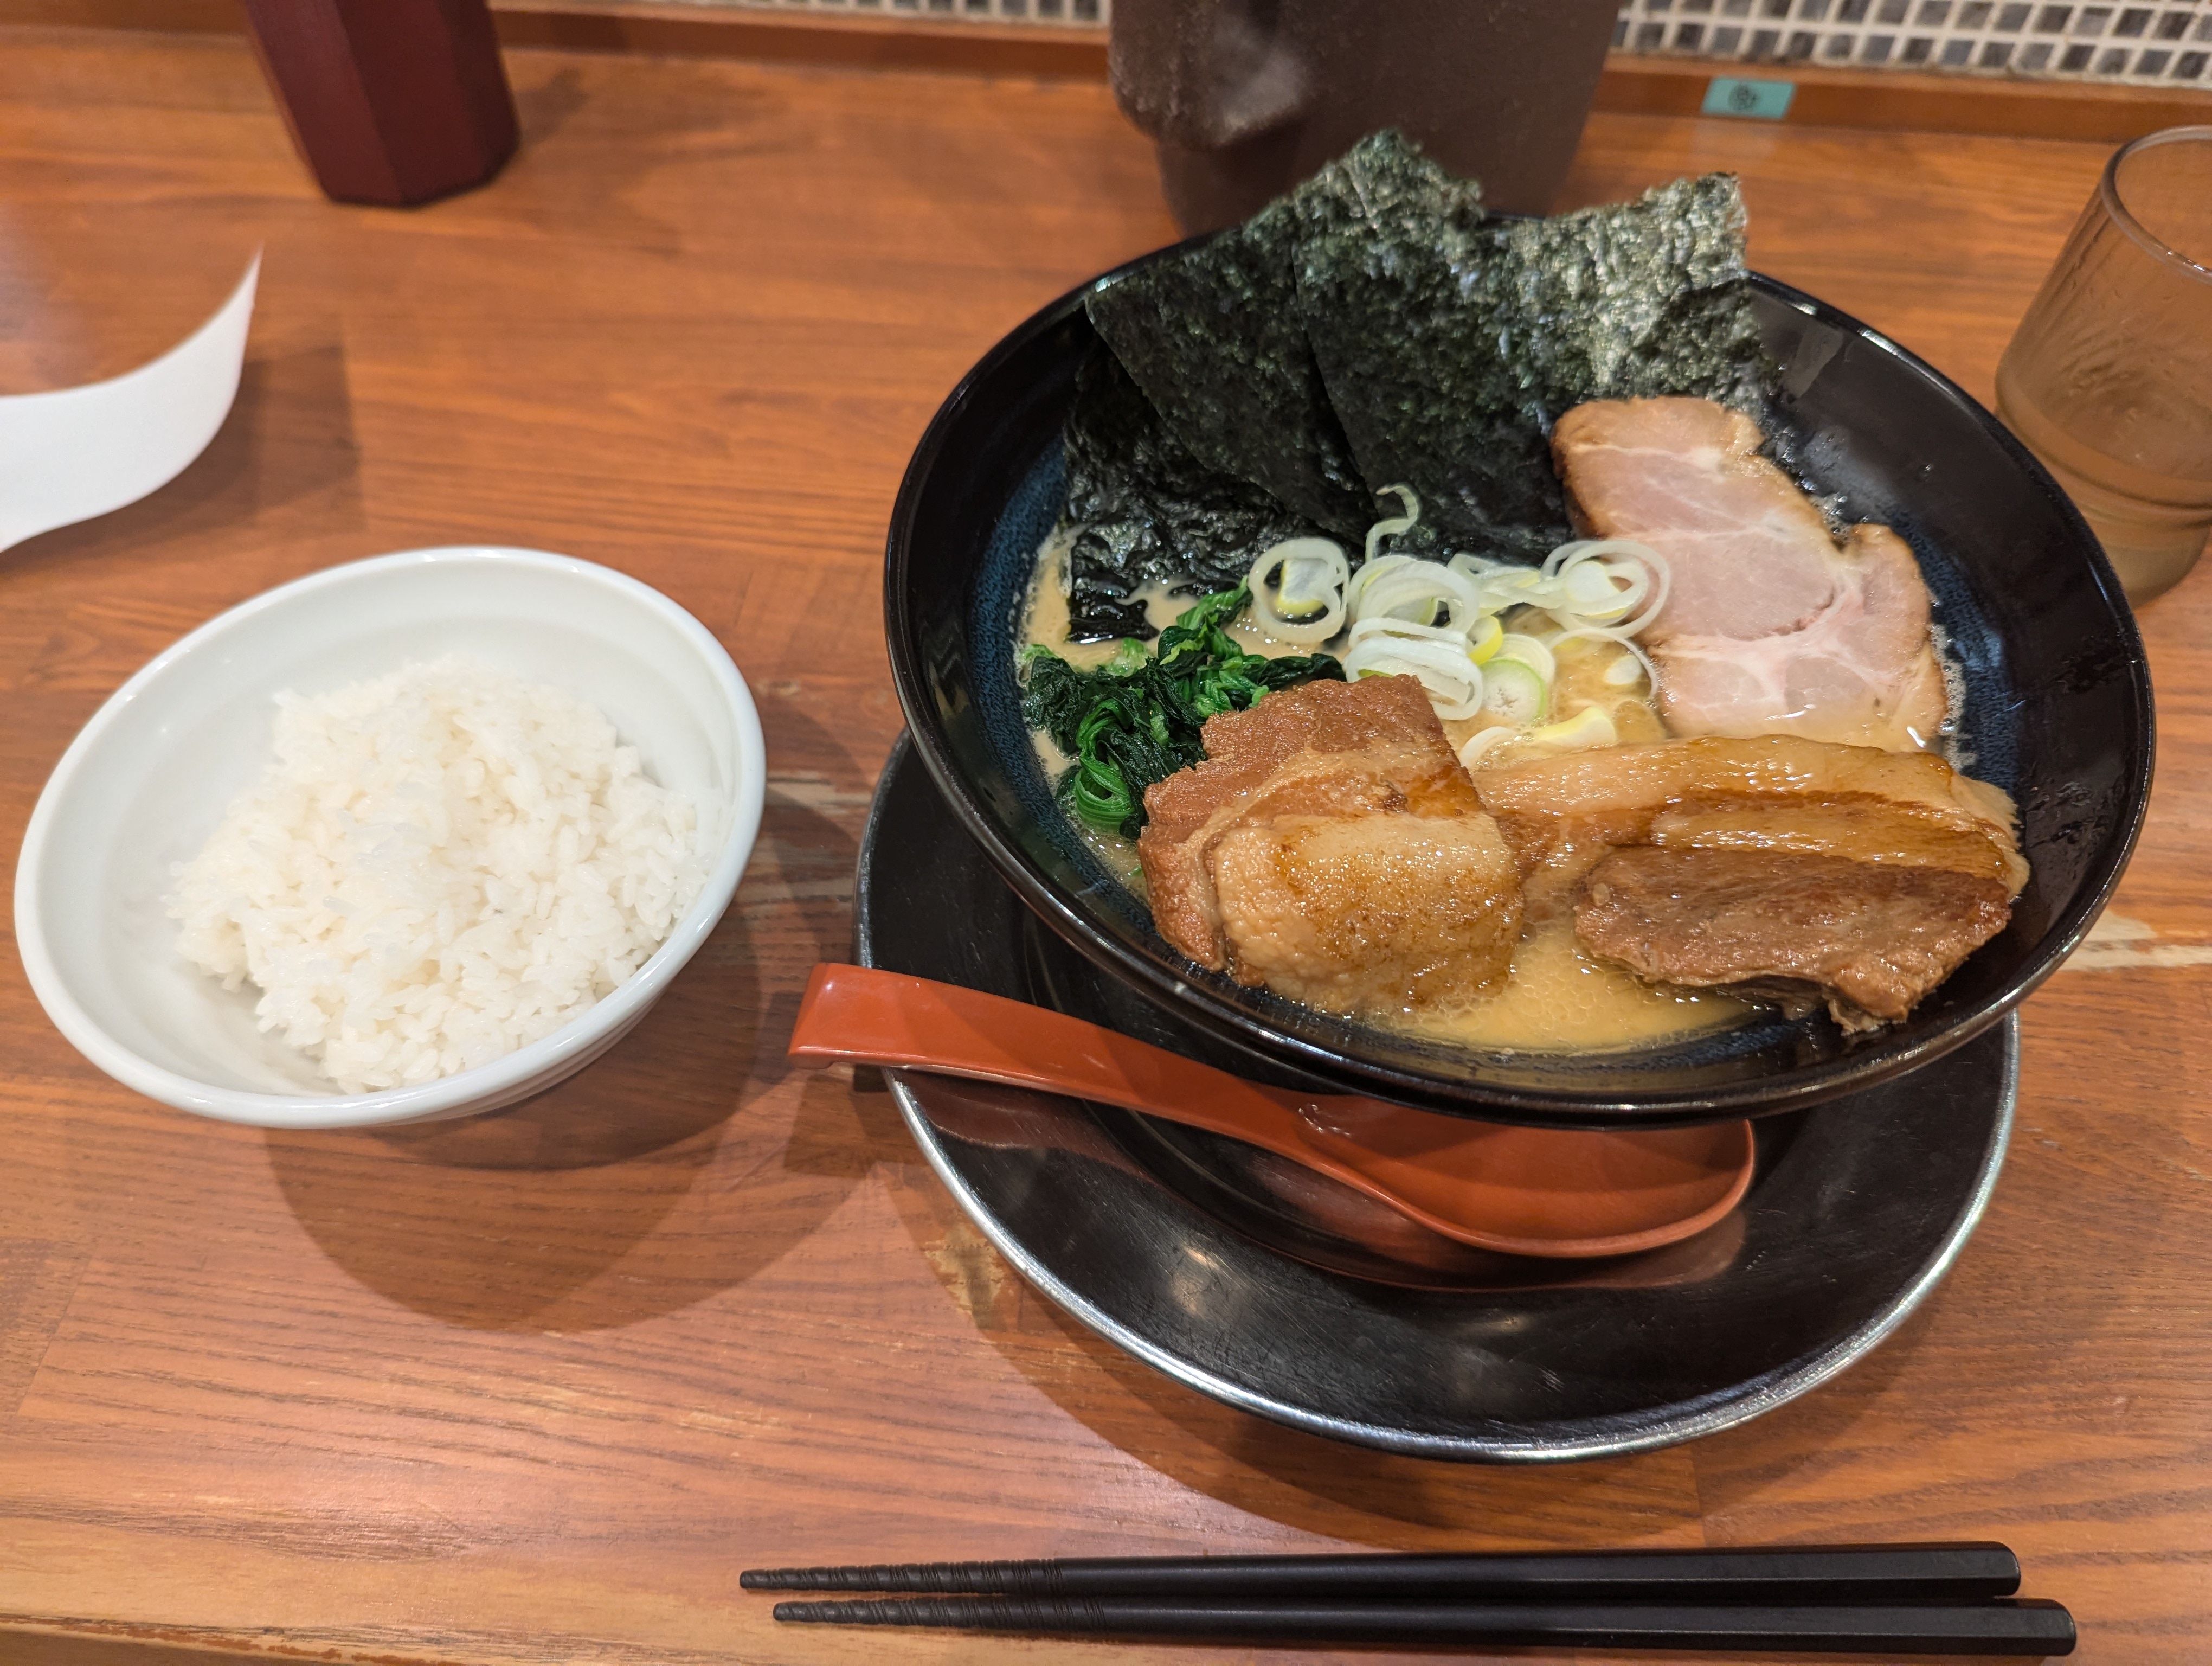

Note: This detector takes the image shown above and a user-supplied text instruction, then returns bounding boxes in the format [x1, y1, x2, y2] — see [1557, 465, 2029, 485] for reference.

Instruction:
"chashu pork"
[1475, 734, 2025, 916]
[1553, 398, 1949, 752]
[1208, 812, 1523, 1013]
[1138, 675, 1522, 1012]
[1473, 736, 2023, 1029]
[1576, 848, 2011, 1028]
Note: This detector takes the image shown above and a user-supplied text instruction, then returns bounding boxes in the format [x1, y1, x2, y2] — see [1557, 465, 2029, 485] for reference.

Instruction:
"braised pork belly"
[1210, 811, 1523, 1013]
[1475, 736, 2022, 1029]
[1137, 675, 1522, 1013]
[1577, 849, 2010, 1030]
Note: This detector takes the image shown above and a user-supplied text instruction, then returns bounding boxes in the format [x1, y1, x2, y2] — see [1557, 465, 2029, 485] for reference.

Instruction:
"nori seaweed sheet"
[1296, 139, 1764, 563]
[1085, 194, 1375, 542]
[1056, 129, 1772, 635]
[1060, 344, 1319, 640]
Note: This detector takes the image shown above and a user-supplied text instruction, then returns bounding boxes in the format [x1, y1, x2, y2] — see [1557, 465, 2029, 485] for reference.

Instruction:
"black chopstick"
[769, 1595, 2076, 1655]
[741, 1542, 2022, 1602]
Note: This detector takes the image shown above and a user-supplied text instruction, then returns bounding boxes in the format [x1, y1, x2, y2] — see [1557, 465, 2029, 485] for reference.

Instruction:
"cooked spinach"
[1021, 585, 1343, 837]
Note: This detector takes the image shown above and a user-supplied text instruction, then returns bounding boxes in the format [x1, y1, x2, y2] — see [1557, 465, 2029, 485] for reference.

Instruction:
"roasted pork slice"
[1471, 735, 2022, 1027]
[1552, 397, 1949, 752]
[1139, 674, 1482, 970]
[1647, 800, 2021, 889]
[1474, 735, 2025, 917]
[1576, 847, 2012, 1030]
[1210, 812, 1522, 1011]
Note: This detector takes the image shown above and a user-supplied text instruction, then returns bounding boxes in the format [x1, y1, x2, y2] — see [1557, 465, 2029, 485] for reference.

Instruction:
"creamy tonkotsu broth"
[1016, 535, 1747, 1053]
[1401, 921, 1746, 1052]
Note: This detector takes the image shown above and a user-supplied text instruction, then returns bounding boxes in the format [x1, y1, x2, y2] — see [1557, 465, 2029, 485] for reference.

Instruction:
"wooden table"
[2, 24, 2207, 1664]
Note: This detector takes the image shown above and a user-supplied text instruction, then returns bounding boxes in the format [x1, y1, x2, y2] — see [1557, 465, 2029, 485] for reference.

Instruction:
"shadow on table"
[265, 701, 878, 1332]
[498, 54, 806, 262]
[261, 904, 763, 1330]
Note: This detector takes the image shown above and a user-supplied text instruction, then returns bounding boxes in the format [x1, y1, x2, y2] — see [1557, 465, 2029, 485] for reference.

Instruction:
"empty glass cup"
[1996, 126, 2212, 606]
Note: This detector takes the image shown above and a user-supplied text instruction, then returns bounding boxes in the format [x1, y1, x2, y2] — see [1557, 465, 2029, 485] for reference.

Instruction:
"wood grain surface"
[1, 24, 2208, 1665]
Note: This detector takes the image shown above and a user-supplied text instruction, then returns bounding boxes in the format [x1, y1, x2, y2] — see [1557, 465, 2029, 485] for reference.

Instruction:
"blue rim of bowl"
[883, 252, 2153, 1123]
[11, 546, 766, 1131]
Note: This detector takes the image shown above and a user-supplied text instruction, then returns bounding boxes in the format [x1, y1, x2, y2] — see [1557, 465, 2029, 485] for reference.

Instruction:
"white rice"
[169, 653, 704, 1093]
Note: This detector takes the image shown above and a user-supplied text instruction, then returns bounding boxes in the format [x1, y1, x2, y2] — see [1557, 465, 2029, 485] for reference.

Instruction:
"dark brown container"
[239, 0, 519, 208]
[1110, 0, 1623, 233]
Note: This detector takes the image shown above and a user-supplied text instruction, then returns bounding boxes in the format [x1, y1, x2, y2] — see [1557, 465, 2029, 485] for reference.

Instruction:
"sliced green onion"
[1450, 555, 1549, 616]
[1346, 616, 1467, 649]
[1562, 559, 1624, 612]
[1548, 625, 1661, 697]
[1541, 539, 1670, 635]
[1364, 483, 1420, 565]
[1247, 537, 1349, 645]
[1478, 657, 1549, 726]
[1340, 635, 1483, 720]
[1444, 540, 1672, 638]
[1346, 554, 1482, 631]
[1465, 612, 1504, 665]
[1527, 704, 1619, 752]
[1494, 632, 1557, 687]
[1457, 725, 1519, 771]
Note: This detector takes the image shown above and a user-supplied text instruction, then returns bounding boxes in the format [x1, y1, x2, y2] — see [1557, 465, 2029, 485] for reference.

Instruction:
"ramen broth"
[1402, 921, 1745, 1051]
[1017, 540, 1749, 1052]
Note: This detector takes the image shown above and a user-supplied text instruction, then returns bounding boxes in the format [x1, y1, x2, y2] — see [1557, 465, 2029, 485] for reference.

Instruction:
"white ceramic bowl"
[14, 547, 766, 1130]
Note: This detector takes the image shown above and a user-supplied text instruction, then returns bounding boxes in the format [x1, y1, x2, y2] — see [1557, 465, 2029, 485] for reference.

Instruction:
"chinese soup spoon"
[789, 964, 1754, 1260]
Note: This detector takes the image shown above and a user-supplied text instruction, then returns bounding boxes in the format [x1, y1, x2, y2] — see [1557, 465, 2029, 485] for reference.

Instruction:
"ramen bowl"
[884, 258, 2152, 1127]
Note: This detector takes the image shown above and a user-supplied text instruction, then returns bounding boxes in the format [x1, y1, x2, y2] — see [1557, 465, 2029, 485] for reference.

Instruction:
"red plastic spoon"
[789, 964, 1754, 1260]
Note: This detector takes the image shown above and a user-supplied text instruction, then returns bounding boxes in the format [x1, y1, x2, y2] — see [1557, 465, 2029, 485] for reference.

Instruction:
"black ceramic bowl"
[885, 254, 2152, 1127]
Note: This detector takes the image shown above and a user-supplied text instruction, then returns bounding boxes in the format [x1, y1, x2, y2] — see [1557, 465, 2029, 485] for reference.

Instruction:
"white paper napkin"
[0, 254, 259, 554]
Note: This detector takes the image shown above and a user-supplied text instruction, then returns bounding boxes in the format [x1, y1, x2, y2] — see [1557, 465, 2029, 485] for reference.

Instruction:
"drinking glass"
[1996, 126, 2212, 606]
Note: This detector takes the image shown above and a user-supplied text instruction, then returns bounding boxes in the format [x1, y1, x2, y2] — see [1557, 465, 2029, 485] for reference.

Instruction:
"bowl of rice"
[13, 547, 764, 1130]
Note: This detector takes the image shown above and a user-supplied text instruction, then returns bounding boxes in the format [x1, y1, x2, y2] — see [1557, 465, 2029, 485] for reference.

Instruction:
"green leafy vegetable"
[1021, 586, 1344, 837]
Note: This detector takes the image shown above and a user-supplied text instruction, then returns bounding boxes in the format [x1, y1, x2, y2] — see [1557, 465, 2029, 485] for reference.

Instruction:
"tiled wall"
[1613, 0, 2211, 83]
[663, 0, 2212, 87]
[693, 0, 1104, 20]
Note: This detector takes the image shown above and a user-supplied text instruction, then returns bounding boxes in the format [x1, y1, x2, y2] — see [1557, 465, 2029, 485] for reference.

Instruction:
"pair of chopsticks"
[744, 1544, 2076, 1655]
